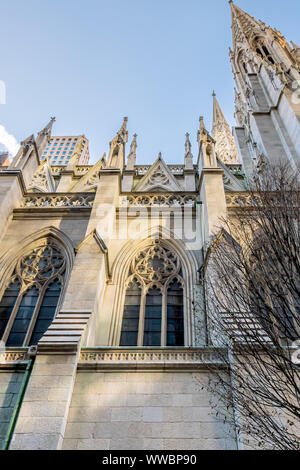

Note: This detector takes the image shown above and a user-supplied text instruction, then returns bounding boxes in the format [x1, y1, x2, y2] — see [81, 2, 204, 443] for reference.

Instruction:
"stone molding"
[78, 347, 227, 371]
[0, 347, 29, 369]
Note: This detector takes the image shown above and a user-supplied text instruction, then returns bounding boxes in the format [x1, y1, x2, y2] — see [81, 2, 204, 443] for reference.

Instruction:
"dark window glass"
[0, 280, 20, 340]
[167, 279, 184, 346]
[120, 280, 141, 346]
[143, 287, 162, 347]
[29, 279, 61, 345]
[6, 287, 39, 347]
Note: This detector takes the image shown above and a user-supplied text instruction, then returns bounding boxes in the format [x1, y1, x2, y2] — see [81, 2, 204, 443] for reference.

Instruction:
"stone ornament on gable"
[134, 153, 183, 192]
[148, 167, 170, 187]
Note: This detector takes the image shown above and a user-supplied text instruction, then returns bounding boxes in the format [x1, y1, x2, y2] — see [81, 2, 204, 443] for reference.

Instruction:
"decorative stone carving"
[28, 159, 55, 193]
[226, 191, 259, 208]
[234, 88, 247, 127]
[198, 117, 218, 168]
[0, 349, 28, 364]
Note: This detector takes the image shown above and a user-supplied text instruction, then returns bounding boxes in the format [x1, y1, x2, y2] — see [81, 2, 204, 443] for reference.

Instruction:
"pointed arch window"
[0, 242, 66, 347]
[120, 242, 185, 347]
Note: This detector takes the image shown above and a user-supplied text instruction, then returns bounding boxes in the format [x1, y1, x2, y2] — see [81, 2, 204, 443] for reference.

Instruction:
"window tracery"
[0, 242, 66, 347]
[120, 242, 185, 347]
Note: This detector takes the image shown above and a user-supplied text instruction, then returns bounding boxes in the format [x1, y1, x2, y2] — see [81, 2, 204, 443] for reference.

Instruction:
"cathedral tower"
[229, 1, 300, 177]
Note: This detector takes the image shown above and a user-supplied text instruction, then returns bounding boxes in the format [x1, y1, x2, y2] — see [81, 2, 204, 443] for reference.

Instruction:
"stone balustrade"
[20, 193, 95, 209]
[226, 191, 257, 208]
[135, 165, 185, 176]
[121, 193, 197, 208]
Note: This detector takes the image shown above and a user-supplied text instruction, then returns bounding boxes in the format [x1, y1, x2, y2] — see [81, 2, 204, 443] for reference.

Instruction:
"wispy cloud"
[0, 125, 20, 156]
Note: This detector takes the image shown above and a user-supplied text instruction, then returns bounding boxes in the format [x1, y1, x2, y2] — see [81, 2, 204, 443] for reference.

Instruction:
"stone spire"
[212, 93, 239, 164]
[230, 1, 263, 47]
[130, 133, 137, 155]
[126, 134, 137, 171]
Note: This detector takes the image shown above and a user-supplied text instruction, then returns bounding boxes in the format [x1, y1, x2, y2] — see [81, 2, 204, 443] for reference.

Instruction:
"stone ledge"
[37, 311, 92, 355]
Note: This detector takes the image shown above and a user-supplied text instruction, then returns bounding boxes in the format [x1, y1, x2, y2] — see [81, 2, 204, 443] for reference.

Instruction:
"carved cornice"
[78, 347, 227, 371]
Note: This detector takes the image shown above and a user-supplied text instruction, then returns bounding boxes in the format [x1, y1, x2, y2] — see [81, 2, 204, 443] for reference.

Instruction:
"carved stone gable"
[28, 160, 55, 193]
[134, 155, 182, 192]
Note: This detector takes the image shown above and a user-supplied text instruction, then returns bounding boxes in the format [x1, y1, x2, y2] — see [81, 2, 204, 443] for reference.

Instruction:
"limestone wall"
[63, 371, 237, 450]
[0, 371, 24, 449]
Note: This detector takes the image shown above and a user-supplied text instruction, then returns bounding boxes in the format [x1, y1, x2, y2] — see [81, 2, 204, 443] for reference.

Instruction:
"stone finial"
[197, 115, 218, 169]
[198, 117, 206, 142]
[184, 133, 193, 170]
[126, 135, 137, 171]
[185, 133, 192, 156]
[130, 134, 137, 154]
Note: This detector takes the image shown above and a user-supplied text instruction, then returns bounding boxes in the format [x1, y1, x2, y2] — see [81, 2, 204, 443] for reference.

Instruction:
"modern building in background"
[0, 2, 299, 451]
[41, 135, 90, 165]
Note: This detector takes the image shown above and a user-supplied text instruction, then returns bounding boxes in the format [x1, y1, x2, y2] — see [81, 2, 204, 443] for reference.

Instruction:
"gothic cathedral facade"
[0, 2, 299, 450]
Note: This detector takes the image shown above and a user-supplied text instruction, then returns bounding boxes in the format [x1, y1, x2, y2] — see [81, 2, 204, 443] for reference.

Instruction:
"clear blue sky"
[1, 0, 300, 164]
